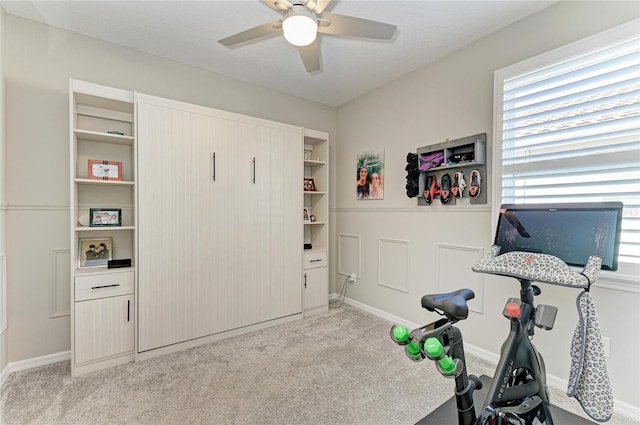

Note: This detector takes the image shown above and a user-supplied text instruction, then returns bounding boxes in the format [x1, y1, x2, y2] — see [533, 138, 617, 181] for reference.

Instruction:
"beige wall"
[334, 0, 640, 412]
[3, 13, 336, 363]
[3, 0, 639, 416]
[0, 6, 8, 378]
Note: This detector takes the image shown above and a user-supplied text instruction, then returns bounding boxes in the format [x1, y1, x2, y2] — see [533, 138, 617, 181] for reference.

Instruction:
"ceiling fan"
[218, 0, 397, 73]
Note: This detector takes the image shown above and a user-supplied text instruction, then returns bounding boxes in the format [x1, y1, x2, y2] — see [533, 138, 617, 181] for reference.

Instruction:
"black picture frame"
[89, 208, 122, 227]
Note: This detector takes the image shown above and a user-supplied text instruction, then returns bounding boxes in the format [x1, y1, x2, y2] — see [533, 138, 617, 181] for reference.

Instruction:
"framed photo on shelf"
[88, 159, 122, 181]
[78, 237, 113, 268]
[304, 178, 316, 192]
[90, 208, 122, 227]
[303, 207, 311, 223]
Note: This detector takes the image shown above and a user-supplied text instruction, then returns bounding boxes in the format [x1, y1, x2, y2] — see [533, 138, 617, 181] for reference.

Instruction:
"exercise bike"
[390, 251, 609, 425]
[391, 202, 621, 424]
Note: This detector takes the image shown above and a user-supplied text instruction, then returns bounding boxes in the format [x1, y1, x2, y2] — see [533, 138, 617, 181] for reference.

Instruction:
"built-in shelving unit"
[69, 80, 136, 376]
[303, 129, 329, 315]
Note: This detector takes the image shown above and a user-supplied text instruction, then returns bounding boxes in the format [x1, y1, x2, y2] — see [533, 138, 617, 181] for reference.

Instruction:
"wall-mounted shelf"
[416, 133, 487, 206]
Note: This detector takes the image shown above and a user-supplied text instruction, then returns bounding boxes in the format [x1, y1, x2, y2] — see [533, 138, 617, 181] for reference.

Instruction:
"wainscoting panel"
[49, 249, 70, 318]
[0, 253, 5, 333]
[378, 238, 409, 293]
[338, 233, 360, 278]
[435, 244, 484, 314]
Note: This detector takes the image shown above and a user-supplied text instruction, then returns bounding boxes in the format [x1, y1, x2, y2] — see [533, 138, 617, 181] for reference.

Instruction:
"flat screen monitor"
[494, 202, 623, 271]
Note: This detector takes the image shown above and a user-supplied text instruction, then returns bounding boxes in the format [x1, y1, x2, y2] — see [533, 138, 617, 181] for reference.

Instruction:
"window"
[493, 20, 640, 269]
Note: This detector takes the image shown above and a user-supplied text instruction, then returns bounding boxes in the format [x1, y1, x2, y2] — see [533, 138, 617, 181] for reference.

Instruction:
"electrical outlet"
[348, 272, 357, 283]
[602, 336, 610, 358]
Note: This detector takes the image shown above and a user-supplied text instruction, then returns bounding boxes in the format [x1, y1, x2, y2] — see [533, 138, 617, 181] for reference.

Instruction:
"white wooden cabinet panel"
[74, 295, 134, 364]
[304, 266, 328, 312]
[137, 99, 193, 352]
[138, 95, 303, 353]
[75, 271, 134, 301]
[190, 112, 234, 337]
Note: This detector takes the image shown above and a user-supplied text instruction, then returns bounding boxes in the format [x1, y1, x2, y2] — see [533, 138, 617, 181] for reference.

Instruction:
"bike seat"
[421, 289, 475, 321]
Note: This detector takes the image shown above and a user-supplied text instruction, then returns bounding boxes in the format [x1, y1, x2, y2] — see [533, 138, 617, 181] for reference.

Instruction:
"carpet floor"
[1, 305, 638, 425]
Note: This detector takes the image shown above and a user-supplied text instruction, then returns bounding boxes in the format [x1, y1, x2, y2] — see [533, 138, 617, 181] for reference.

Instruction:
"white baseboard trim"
[336, 294, 640, 421]
[7, 351, 70, 374]
[0, 363, 9, 387]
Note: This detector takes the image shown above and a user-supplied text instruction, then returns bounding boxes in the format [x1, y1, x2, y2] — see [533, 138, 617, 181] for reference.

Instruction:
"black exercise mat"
[416, 375, 593, 424]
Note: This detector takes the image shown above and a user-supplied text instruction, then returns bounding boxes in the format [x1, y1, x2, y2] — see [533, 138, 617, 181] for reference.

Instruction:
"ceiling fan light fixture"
[282, 5, 317, 46]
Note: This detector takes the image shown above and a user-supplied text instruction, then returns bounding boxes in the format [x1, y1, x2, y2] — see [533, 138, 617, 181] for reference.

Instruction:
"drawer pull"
[91, 283, 120, 290]
[310, 259, 323, 263]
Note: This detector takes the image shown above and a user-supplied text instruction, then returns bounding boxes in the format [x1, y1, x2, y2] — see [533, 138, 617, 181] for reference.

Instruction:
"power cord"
[329, 275, 349, 308]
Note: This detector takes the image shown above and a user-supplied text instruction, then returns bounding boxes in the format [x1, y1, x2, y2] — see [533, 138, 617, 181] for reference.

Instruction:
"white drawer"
[304, 251, 327, 269]
[75, 271, 134, 301]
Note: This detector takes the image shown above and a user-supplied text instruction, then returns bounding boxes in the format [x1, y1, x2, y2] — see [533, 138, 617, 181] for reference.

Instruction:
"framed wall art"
[88, 159, 122, 181]
[78, 237, 113, 268]
[89, 208, 122, 227]
[304, 178, 316, 192]
[303, 207, 311, 223]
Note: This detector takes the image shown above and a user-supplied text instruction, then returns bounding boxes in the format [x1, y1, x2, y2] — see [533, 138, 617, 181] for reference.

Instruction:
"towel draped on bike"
[472, 246, 613, 422]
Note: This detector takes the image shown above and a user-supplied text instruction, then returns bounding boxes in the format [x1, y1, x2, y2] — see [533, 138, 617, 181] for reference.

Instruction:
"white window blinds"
[495, 22, 640, 264]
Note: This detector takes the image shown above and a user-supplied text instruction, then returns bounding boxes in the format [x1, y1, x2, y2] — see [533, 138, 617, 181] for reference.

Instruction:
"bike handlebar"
[472, 247, 601, 289]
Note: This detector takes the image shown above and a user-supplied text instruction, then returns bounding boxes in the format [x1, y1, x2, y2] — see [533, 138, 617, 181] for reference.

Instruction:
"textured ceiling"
[1, 0, 556, 107]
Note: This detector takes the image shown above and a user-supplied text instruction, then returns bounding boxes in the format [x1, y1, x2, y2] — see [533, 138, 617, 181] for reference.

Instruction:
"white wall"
[3, 13, 336, 363]
[333, 0, 640, 413]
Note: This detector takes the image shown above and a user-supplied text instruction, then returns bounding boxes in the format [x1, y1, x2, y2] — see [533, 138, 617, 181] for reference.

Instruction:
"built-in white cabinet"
[70, 81, 329, 373]
[304, 251, 328, 313]
[69, 80, 136, 376]
[303, 130, 329, 314]
[136, 94, 303, 353]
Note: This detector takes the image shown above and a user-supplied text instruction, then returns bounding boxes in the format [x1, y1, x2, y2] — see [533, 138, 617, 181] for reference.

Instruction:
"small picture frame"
[88, 159, 122, 181]
[78, 237, 113, 268]
[304, 178, 316, 192]
[90, 208, 122, 227]
[303, 207, 311, 223]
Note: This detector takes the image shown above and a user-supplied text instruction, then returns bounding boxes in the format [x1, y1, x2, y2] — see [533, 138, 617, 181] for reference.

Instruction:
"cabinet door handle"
[211, 152, 216, 182]
[252, 157, 256, 184]
[91, 283, 120, 290]
[304, 273, 307, 288]
[127, 299, 130, 322]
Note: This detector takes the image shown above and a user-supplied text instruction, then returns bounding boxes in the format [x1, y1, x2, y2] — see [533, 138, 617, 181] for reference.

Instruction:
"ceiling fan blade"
[318, 12, 397, 40]
[308, 0, 332, 14]
[297, 41, 321, 73]
[218, 20, 282, 46]
[261, 0, 293, 12]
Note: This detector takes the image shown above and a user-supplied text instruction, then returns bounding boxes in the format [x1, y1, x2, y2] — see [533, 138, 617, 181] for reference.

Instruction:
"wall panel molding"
[435, 243, 485, 314]
[378, 238, 409, 293]
[49, 248, 70, 318]
[333, 206, 491, 213]
[338, 233, 360, 278]
[0, 253, 5, 333]
[6, 203, 68, 211]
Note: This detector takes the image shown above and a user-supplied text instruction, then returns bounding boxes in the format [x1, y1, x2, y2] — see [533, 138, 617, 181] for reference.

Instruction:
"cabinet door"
[304, 267, 328, 312]
[137, 100, 193, 352]
[74, 295, 134, 364]
[230, 122, 303, 326]
[190, 112, 234, 335]
[264, 125, 303, 317]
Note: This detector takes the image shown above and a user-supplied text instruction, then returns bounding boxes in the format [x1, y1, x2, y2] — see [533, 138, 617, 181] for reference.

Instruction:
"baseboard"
[0, 363, 9, 387]
[337, 294, 640, 421]
[1, 350, 70, 388]
[7, 350, 70, 375]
